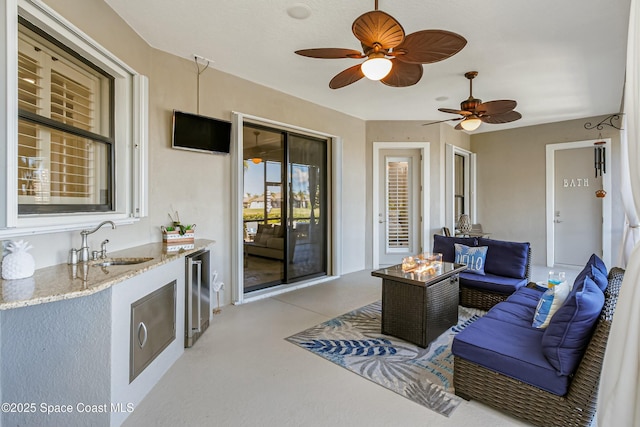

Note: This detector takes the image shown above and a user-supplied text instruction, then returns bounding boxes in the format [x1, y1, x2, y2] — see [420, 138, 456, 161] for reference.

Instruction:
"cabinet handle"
[194, 260, 202, 333]
[137, 322, 148, 348]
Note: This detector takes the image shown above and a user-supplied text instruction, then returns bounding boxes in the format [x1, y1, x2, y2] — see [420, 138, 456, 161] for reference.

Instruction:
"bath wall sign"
[563, 178, 590, 188]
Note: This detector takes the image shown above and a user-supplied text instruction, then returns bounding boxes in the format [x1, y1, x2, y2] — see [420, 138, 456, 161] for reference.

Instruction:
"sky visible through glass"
[244, 161, 309, 197]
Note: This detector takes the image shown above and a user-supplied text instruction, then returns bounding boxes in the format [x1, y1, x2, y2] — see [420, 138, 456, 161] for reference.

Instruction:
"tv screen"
[171, 110, 231, 154]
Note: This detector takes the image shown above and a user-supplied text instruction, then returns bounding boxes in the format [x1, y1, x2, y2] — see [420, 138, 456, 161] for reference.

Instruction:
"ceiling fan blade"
[454, 122, 464, 130]
[352, 11, 405, 50]
[422, 117, 463, 126]
[295, 48, 365, 59]
[380, 60, 423, 87]
[481, 110, 522, 124]
[393, 30, 467, 64]
[476, 100, 517, 116]
[438, 107, 472, 116]
[329, 64, 365, 89]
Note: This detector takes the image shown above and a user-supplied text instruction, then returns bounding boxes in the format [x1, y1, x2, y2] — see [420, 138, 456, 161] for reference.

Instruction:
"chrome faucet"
[76, 221, 116, 263]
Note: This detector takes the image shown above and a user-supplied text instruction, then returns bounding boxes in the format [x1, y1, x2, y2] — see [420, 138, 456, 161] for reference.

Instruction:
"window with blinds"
[17, 21, 113, 214]
[386, 159, 411, 250]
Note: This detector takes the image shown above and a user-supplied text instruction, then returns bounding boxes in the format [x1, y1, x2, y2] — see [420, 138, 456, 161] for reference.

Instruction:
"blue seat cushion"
[432, 235, 477, 263]
[452, 317, 570, 395]
[459, 272, 528, 295]
[478, 238, 530, 279]
[485, 301, 536, 328]
[542, 276, 604, 376]
[506, 287, 545, 308]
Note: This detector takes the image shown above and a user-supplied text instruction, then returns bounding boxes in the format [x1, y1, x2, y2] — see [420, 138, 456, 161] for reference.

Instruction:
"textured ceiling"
[104, 0, 631, 133]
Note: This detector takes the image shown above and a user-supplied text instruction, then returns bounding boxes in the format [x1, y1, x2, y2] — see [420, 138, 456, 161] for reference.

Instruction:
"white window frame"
[445, 144, 476, 231]
[230, 111, 342, 305]
[0, 0, 147, 237]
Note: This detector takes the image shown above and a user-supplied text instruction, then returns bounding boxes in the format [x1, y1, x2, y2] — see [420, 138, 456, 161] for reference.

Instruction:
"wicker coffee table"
[371, 262, 466, 348]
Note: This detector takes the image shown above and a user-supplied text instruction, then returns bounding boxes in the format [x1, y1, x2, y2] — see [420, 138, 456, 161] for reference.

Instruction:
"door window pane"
[242, 125, 328, 290]
[288, 134, 327, 282]
[243, 127, 285, 291]
[386, 159, 410, 250]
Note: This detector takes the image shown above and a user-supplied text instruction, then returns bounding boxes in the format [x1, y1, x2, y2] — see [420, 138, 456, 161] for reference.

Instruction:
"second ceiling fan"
[434, 71, 522, 131]
[295, 1, 467, 89]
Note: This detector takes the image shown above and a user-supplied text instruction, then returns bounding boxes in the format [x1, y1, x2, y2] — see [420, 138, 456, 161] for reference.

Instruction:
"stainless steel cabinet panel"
[130, 281, 176, 382]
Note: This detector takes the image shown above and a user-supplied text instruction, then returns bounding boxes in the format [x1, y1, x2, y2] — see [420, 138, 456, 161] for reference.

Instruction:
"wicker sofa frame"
[459, 246, 532, 311]
[453, 267, 624, 427]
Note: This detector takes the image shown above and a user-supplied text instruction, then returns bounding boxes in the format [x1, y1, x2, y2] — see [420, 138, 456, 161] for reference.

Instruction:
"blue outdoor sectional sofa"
[433, 234, 531, 310]
[452, 254, 623, 427]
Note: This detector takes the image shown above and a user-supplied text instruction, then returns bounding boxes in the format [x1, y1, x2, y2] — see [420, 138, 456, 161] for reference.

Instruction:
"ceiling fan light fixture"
[460, 116, 482, 131]
[250, 131, 262, 164]
[361, 56, 392, 81]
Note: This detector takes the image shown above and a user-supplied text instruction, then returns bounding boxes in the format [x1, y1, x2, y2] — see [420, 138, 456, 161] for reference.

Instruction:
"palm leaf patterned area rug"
[286, 301, 485, 417]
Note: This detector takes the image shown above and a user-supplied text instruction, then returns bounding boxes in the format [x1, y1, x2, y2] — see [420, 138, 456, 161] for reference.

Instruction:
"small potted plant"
[162, 210, 195, 243]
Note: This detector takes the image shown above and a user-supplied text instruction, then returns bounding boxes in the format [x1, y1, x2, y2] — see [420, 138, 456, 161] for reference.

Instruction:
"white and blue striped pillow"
[533, 281, 570, 328]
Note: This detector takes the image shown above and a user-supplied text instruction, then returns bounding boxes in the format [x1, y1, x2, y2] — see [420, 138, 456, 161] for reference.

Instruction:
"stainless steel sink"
[91, 257, 154, 267]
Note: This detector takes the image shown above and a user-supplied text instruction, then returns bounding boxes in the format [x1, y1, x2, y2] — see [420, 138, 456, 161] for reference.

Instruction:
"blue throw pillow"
[541, 275, 604, 375]
[454, 243, 488, 275]
[574, 263, 608, 292]
[588, 253, 608, 277]
[433, 235, 477, 263]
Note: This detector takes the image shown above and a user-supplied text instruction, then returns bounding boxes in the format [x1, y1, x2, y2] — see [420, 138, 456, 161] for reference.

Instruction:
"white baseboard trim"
[235, 275, 340, 305]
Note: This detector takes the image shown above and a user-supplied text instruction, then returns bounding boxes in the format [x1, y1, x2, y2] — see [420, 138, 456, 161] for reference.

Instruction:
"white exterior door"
[377, 149, 421, 266]
[552, 147, 604, 266]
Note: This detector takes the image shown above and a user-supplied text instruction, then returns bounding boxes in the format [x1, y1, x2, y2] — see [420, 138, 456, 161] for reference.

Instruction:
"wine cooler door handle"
[193, 260, 202, 333]
[137, 322, 148, 348]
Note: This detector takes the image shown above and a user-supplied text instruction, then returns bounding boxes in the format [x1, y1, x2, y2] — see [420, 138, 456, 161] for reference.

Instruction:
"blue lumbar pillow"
[454, 243, 488, 275]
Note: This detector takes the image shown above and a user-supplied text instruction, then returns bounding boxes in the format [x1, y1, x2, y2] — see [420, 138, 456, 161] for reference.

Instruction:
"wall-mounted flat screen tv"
[171, 110, 232, 154]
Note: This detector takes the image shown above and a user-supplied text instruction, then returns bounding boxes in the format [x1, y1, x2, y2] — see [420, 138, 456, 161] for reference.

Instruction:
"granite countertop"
[0, 239, 215, 310]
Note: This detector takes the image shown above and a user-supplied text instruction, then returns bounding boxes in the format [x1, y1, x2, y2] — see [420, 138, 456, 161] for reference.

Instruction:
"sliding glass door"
[242, 124, 327, 292]
[287, 134, 327, 282]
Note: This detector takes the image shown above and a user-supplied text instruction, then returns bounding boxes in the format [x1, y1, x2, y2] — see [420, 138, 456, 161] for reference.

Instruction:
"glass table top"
[371, 262, 467, 287]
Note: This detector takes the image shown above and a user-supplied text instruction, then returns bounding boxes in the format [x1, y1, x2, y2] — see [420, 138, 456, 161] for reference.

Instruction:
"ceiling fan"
[430, 71, 522, 131]
[294, 1, 467, 89]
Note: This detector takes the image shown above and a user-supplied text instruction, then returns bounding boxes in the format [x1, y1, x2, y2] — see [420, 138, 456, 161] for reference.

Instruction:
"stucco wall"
[1, 290, 111, 426]
[470, 115, 624, 266]
[11, 0, 368, 307]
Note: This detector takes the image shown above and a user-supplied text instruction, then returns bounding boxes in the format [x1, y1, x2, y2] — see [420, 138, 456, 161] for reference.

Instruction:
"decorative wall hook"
[584, 114, 623, 131]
